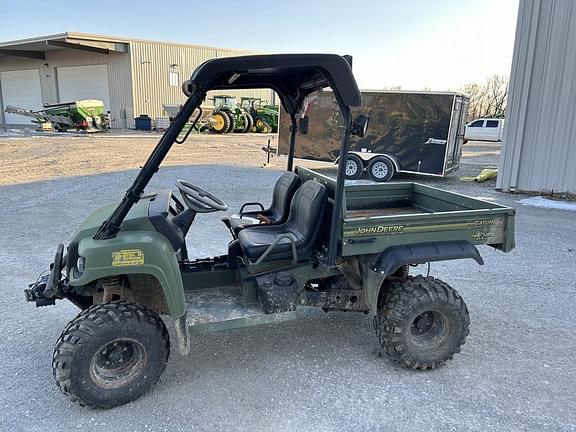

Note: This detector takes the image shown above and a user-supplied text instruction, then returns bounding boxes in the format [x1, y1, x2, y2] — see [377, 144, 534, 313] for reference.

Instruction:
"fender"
[360, 241, 483, 313]
[69, 231, 186, 319]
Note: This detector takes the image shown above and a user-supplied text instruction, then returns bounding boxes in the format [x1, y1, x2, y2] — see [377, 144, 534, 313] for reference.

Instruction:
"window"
[486, 120, 499, 128]
[169, 66, 179, 87]
[469, 120, 484, 127]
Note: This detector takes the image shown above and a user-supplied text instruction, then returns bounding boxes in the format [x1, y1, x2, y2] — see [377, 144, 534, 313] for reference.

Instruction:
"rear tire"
[53, 300, 170, 408]
[367, 156, 395, 182]
[344, 154, 364, 179]
[375, 275, 469, 370]
[210, 110, 230, 134]
[233, 113, 246, 133]
[224, 111, 235, 133]
[243, 112, 254, 133]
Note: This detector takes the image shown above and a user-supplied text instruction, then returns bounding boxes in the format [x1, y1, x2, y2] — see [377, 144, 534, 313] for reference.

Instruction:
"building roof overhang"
[0, 32, 128, 60]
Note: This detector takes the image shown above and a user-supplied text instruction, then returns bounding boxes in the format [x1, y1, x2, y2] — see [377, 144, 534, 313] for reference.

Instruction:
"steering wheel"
[175, 180, 228, 213]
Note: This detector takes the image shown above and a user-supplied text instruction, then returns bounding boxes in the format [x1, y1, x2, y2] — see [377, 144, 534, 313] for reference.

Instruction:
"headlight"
[76, 257, 86, 274]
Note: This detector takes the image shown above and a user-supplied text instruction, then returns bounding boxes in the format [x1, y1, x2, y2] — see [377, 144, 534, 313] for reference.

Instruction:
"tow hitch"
[25, 243, 65, 307]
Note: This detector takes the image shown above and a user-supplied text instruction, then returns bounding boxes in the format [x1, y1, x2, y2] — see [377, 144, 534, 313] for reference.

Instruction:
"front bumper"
[25, 243, 66, 307]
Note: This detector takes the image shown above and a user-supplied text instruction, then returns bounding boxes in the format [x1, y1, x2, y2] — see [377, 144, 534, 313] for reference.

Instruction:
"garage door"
[0, 69, 43, 125]
[57, 65, 111, 111]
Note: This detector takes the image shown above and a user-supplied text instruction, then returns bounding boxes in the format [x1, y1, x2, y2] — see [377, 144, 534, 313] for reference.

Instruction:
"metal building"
[0, 32, 272, 128]
[498, 0, 576, 194]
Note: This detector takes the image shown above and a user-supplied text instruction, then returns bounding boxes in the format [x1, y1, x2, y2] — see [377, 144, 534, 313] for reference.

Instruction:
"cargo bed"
[296, 167, 515, 257]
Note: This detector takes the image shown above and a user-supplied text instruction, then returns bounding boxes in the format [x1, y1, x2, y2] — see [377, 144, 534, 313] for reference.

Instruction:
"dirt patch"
[0, 132, 289, 186]
[0, 132, 494, 186]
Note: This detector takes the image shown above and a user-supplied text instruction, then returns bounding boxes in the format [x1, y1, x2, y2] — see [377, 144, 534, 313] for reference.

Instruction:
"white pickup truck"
[464, 118, 504, 142]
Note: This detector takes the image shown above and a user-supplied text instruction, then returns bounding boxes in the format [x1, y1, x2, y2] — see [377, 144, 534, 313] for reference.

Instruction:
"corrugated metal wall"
[0, 50, 133, 128]
[1, 38, 274, 129]
[498, 0, 576, 194]
[129, 41, 273, 120]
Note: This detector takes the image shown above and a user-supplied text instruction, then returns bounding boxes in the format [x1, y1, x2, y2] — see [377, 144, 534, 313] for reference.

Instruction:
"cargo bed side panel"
[341, 182, 515, 256]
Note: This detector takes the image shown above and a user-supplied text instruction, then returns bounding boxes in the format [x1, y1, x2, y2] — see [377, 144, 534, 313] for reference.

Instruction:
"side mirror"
[351, 114, 369, 137]
[298, 115, 309, 135]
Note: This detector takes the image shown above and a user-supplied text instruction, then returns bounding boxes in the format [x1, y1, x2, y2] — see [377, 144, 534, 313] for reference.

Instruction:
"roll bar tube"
[94, 90, 205, 240]
[93, 66, 356, 266]
[327, 105, 353, 266]
[286, 112, 297, 172]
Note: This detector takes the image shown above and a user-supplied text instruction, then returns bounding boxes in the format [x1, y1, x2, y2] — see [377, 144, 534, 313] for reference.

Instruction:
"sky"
[0, 0, 519, 91]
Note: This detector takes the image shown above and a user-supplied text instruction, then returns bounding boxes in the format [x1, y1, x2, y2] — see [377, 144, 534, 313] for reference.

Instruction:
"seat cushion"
[270, 172, 301, 220]
[237, 180, 327, 262]
[237, 225, 306, 260]
[228, 214, 262, 233]
[225, 172, 300, 235]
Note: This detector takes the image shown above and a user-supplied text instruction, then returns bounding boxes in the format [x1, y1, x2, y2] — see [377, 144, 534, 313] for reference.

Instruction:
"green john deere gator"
[25, 54, 515, 409]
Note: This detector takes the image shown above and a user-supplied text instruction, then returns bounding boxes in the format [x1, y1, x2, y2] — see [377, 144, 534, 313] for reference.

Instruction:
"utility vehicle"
[25, 54, 515, 409]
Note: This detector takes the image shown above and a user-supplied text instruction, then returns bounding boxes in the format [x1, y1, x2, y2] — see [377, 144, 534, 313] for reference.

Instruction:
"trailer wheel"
[53, 300, 170, 408]
[375, 275, 469, 370]
[367, 156, 395, 182]
[211, 111, 230, 134]
[344, 154, 364, 179]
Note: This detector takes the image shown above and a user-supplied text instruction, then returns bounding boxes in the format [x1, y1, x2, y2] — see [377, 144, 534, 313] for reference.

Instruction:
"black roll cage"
[94, 54, 362, 267]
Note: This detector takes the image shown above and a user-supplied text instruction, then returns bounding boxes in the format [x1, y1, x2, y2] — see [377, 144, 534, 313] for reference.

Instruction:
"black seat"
[237, 180, 327, 263]
[223, 172, 300, 235]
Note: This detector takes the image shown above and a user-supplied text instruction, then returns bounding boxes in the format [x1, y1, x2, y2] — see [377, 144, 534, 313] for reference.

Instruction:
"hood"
[70, 197, 155, 243]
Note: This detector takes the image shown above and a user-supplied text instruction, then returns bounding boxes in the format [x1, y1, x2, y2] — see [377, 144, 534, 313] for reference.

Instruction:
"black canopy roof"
[187, 54, 362, 114]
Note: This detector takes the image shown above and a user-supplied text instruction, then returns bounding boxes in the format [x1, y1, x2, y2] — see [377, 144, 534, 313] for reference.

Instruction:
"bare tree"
[485, 75, 508, 118]
[461, 75, 508, 121]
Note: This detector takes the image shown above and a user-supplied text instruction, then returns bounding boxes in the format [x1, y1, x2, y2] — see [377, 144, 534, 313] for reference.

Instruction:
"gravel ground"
[0, 136, 574, 431]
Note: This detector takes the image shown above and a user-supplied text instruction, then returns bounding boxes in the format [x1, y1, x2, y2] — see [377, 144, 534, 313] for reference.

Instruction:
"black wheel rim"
[409, 310, 450, 349]
[90, 338, 146, 389]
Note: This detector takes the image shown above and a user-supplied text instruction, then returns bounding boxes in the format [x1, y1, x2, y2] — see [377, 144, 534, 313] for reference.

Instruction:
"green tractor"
[209, 95, 253, 134]
[240, 97, 279, 133]
[25, 54, 515, 409]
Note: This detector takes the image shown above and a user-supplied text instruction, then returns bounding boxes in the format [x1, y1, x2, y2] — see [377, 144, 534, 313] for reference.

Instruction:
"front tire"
[53, 301, 170, 408]
[376, 276, 469, 370]
[255, 118, 272, 133]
